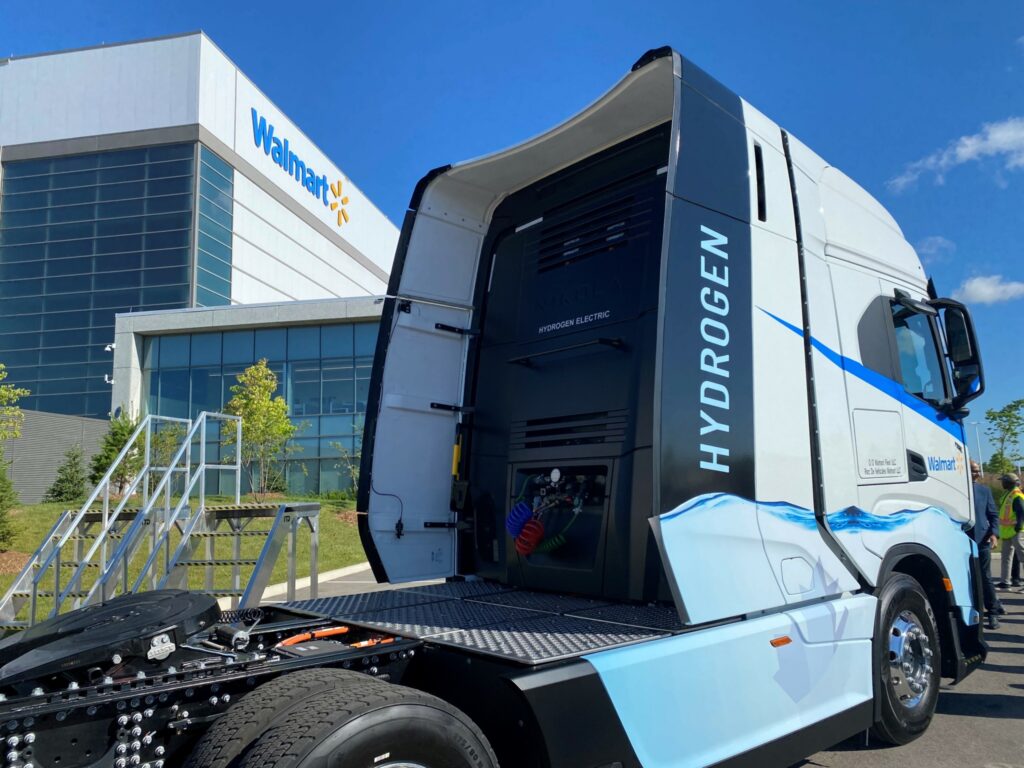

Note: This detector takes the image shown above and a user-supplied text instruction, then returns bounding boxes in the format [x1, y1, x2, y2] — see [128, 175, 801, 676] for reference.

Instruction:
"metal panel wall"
[1, 410, 107, 504]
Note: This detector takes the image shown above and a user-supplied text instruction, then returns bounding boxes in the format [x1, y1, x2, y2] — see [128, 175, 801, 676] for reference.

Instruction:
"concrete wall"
[2, 410, 107, 505]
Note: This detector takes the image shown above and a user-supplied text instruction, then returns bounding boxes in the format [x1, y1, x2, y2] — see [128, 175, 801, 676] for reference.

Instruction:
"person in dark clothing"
[971, 461, 1003, 629]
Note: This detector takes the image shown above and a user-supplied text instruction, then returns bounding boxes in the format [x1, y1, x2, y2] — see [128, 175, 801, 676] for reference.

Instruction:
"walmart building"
[0, 33, 397, 499]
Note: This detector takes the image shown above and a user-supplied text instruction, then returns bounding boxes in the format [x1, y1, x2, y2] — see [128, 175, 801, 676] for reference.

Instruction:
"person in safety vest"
[995, 473, 1024, 589]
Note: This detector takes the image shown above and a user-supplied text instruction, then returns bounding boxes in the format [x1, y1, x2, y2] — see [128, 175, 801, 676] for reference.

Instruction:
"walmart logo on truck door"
[927, 455, 963, 473]
[250, 108, 350, 227]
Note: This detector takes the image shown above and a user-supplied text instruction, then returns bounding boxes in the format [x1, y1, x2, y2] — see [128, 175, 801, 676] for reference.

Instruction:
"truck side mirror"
[931, 299, 984, 411]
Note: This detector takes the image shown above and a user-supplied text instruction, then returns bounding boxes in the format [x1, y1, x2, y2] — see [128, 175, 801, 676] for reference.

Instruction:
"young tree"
[0, 364, 29, 549]
[0, 466, 16, 549]
[986, 450, 1016, 477]
[224, 360, 300, 500]
[0, 364, 29, 444]
[43, 443, 89, 503]
[986, 400, 1024, 472]
[89, 412, 142, 495]
[329, 440, 361, 498]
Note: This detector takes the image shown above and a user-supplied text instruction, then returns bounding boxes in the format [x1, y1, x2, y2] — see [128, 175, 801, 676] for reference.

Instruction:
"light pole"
[970, 421, 986, 475]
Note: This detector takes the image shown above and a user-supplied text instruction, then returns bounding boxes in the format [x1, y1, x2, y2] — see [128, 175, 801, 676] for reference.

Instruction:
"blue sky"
[2, 1, 1022, 457]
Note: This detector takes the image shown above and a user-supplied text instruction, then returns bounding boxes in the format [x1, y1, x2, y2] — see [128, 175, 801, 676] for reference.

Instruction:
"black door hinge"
[424, 521, 471, 530]
[430, 402, 476, 414]
[434, 322, 480, 337]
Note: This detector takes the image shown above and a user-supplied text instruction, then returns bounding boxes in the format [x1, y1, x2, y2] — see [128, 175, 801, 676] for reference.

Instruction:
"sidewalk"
[261, 561, 439, 605]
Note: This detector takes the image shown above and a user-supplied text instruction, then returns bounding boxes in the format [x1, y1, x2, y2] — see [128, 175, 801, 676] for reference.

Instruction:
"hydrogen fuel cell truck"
[0, 47, 988, 768]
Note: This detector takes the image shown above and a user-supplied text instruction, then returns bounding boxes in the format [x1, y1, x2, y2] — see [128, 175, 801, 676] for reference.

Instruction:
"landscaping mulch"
[0, 551, 30, 575]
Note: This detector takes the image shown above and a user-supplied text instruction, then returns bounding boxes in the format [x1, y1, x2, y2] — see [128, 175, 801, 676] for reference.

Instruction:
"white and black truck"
[0, 46, 987, 768]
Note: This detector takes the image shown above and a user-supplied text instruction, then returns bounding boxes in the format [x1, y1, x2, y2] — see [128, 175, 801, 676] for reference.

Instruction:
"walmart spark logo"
[329, 180, 350, 226]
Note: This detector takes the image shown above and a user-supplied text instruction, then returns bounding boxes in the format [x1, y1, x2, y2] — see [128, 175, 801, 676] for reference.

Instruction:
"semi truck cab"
[0, 47, 987, 768]
[355, 45, 987, 763]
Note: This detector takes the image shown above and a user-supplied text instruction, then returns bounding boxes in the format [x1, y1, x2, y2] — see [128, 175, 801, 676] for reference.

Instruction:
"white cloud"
[953, 275, 1024, 304]
[887, 116, 1024, 192]
[915, 235, 956, 264]
[1017, 34, 1024, 50]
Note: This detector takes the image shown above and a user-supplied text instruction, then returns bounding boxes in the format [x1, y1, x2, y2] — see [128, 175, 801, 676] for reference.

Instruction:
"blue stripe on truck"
[759, 308, 965, 441]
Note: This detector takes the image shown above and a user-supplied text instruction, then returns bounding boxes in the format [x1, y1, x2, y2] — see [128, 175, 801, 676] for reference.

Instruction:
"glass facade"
[143, 321, 377, 494]
[0, 142, 238, 417]
[195, 147, 233, 307]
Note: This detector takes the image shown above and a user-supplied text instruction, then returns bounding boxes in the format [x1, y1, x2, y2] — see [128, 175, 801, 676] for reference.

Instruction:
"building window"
[142, 321, 378, 495]
[195, 146, 234, 307]
[0, 144, 195, 417]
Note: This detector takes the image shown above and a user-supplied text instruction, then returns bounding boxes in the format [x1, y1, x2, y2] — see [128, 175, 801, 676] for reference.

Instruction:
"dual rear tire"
[184, 668, 498, 768]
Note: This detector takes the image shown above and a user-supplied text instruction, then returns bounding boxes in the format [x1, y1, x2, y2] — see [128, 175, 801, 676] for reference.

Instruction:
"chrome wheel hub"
[887, 609, 933, 709]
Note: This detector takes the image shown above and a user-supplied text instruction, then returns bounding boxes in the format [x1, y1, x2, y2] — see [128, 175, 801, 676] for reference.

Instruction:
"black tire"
[237, 673, 499, 768]
[870, 573, 941, 745]
[183, 667, 364, 768]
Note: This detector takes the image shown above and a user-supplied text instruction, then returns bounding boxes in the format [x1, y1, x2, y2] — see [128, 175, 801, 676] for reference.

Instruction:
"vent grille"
[510, 410, 628, 450]
[529, 192, 657, 274]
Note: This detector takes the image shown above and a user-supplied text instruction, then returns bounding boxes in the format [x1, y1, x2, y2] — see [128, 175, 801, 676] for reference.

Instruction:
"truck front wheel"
[237, 673, 498, 768]
[871, 573, 941, 745]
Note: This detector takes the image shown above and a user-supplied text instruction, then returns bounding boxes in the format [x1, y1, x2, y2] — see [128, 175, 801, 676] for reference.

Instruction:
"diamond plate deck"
[342, 598, 541, 638]
[470, 590, 612, 614]
[432, 613, 667, 664]
[398, 580, 515, 599]
[566, 602, 685, 631]
[287, 583, 681, 665]
[287, 590, 449, 618]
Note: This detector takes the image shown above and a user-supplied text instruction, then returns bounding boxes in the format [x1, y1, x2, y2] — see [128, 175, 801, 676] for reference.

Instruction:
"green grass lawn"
[0, 495, 367, 622]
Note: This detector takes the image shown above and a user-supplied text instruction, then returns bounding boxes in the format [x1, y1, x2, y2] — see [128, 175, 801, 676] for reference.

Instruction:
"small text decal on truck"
[698, 224, 731, 473]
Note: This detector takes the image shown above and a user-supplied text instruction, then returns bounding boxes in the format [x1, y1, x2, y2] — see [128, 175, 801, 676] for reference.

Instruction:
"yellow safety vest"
[998, 488, 1024, 539]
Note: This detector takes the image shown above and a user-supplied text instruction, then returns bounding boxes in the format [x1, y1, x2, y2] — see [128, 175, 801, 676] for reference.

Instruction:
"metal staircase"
[0, 411, 321, 631]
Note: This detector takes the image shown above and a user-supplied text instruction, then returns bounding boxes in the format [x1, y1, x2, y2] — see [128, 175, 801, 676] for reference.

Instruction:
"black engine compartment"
[461, 124, 672, 602]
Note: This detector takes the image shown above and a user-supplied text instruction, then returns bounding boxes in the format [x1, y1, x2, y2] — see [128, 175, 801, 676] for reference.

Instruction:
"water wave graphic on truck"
[662, 491, 961, 531]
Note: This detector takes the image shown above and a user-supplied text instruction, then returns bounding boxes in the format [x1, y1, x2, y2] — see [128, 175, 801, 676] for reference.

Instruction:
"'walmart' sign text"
[251, 108, 329, 206]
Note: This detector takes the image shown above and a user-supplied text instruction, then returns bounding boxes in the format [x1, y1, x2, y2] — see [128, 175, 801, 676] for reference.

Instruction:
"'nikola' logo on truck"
[697, 225, 731, 474]
[251, 108, 351, 227]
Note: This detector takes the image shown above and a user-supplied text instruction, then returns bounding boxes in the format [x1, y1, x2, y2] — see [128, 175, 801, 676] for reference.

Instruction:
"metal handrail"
[0, 511, 71, 624]
[156, 495, 213, 590]
[55, 462, 152, 610]
[130, 445, 206, 592]
[31, 415, 189, 616]
[89, 412, 241, 605]
[0, 411, 246, 628]
[33, 415, 188, 580]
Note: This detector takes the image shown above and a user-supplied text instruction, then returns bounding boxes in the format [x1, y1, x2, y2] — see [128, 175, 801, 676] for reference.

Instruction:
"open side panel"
[363, 299, 475, 582]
